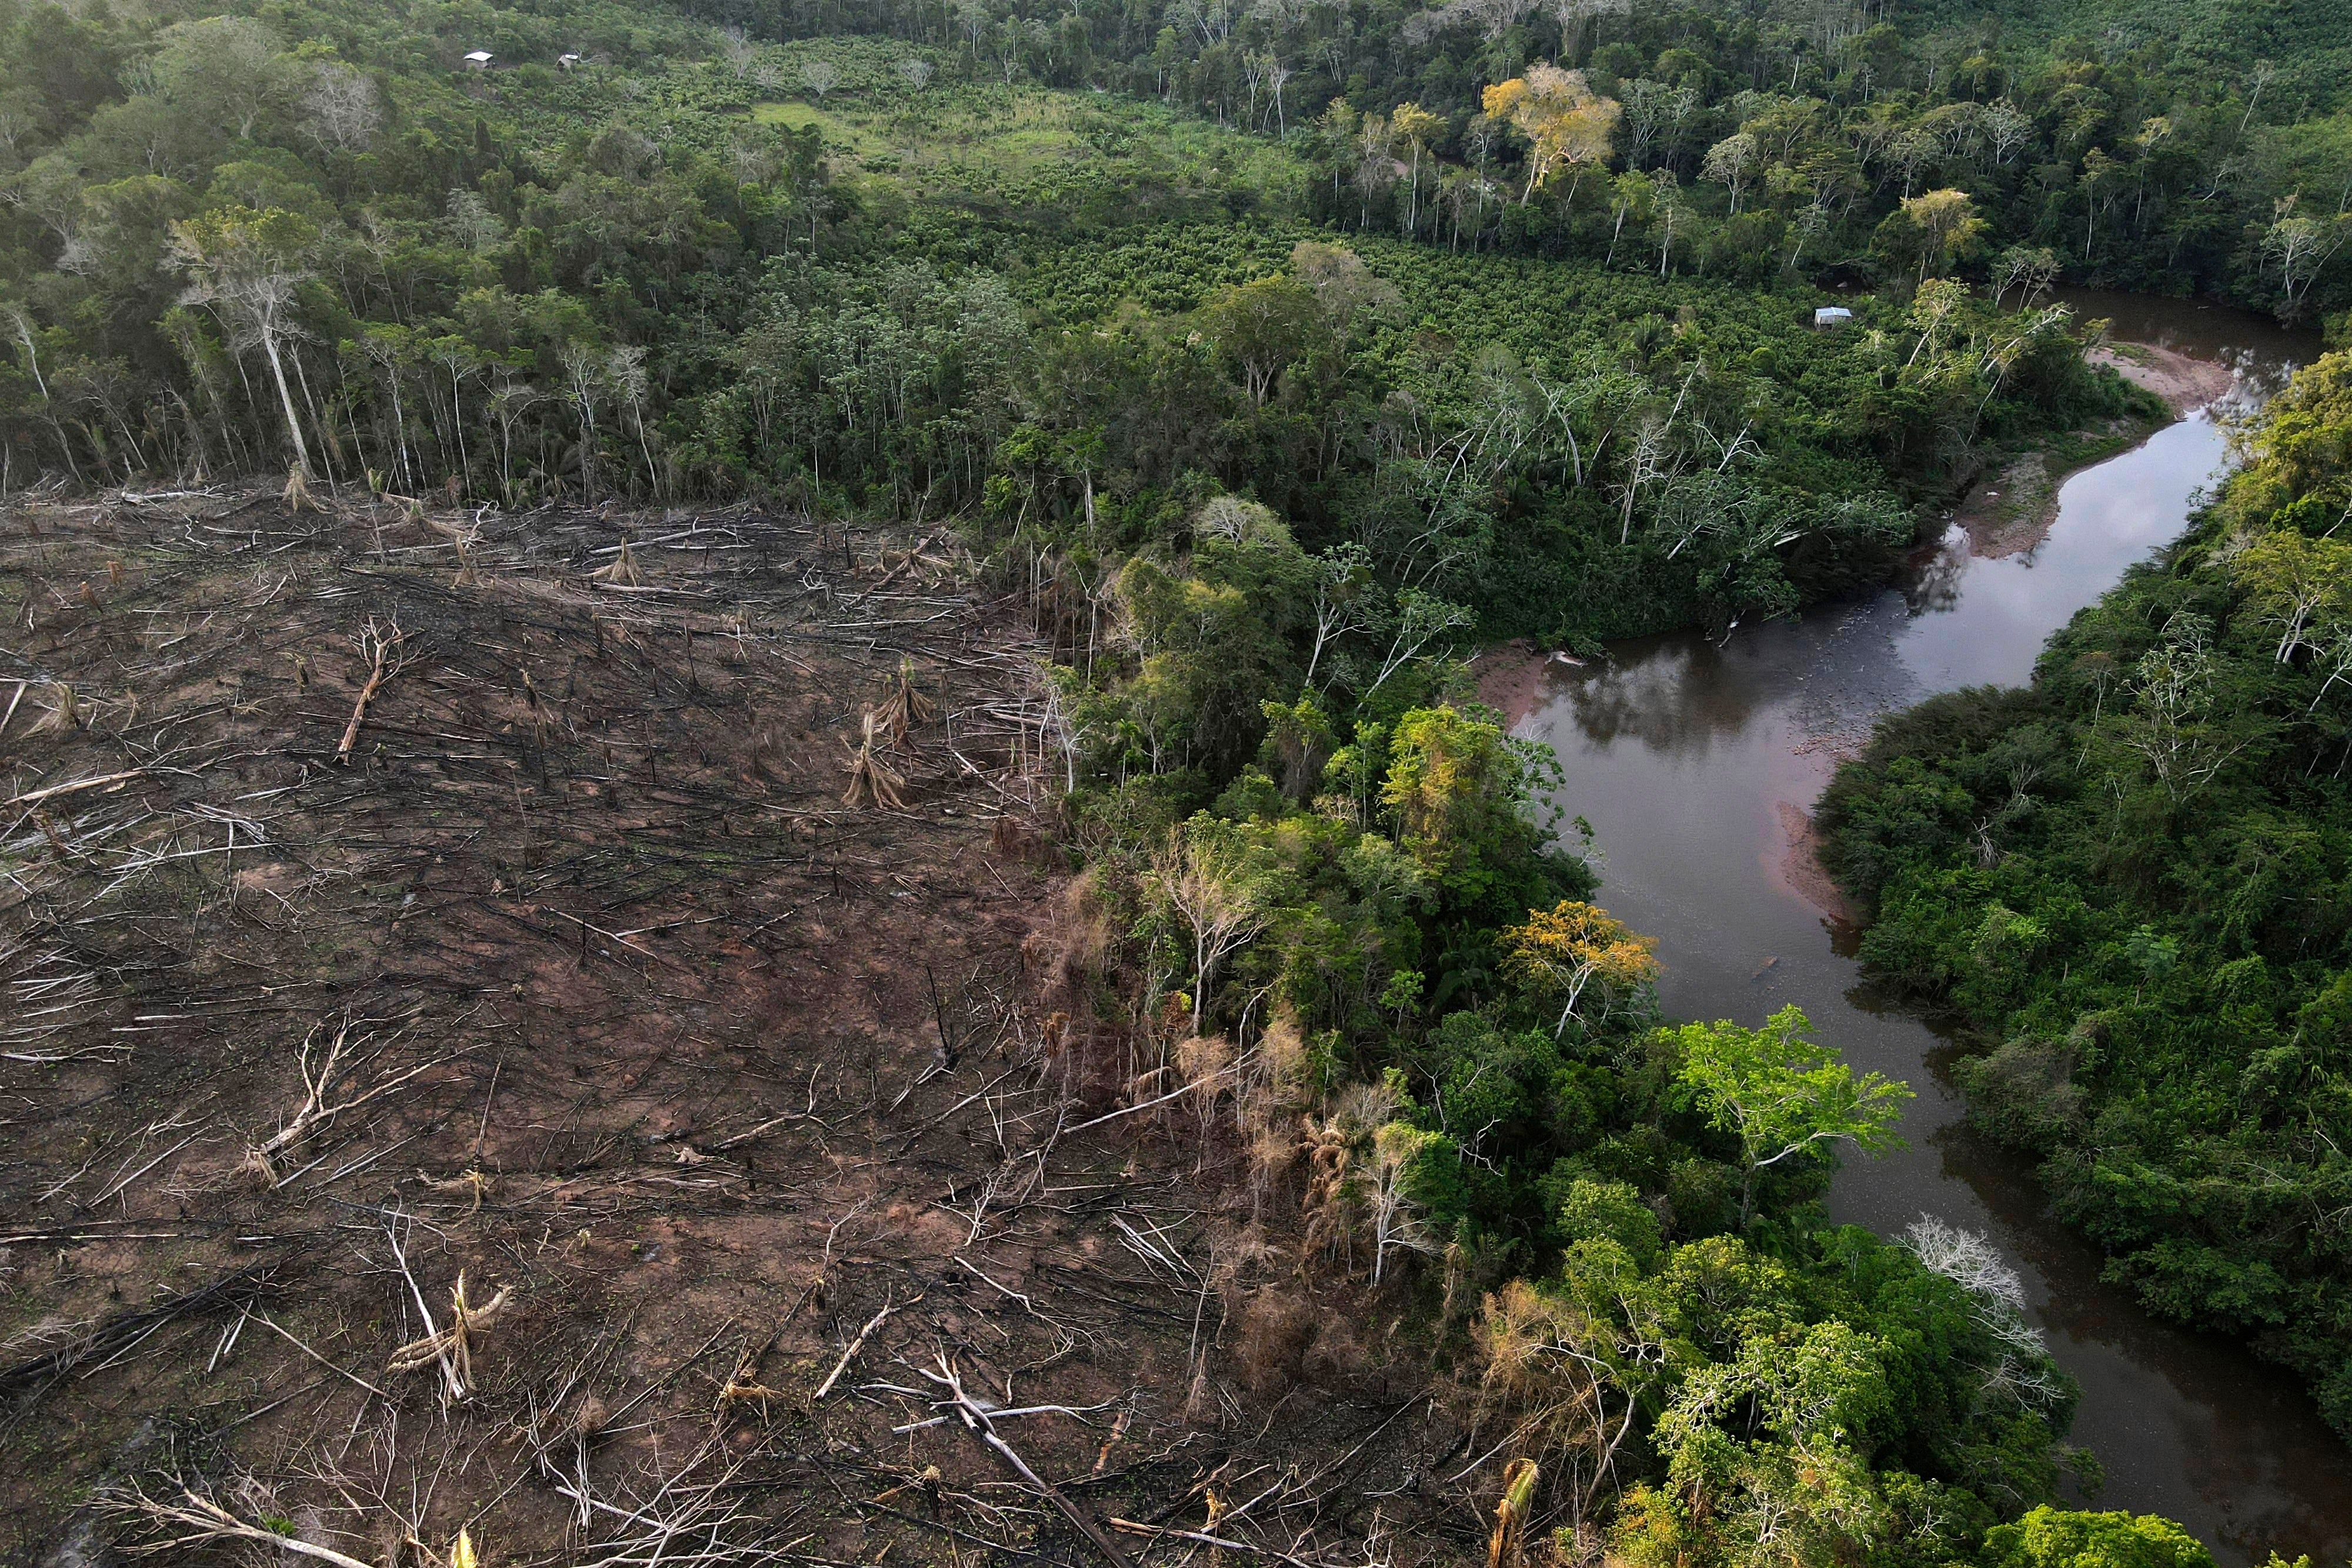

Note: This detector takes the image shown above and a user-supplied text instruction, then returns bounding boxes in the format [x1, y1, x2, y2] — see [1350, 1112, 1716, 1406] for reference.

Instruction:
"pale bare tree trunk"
[8, 307, 86, 485]
[259, 327, 314, 479]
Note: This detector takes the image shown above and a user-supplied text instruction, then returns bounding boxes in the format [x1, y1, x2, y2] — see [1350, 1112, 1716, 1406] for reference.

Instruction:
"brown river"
[1506, 292, 2350, 1566]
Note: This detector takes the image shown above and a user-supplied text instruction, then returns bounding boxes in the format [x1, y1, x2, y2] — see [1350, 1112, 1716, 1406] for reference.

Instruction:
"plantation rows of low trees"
[687, 225, 2136, 651]
[0, 0, 2144, 651]
[674, 0, 2352, 323]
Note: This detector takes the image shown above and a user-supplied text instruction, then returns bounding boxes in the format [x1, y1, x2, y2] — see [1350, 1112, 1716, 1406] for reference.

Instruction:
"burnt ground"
[0, 487, 1485, 1568]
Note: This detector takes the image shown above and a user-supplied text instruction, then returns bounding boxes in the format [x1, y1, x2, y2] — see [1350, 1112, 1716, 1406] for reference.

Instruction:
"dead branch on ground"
[920, 1354, 1137, 1568]
[103, 1477, 375, 1568]
[813, 1294, 901, 1402]
[240, 1014, 441, 1185]
[386, 1265, 508, 1404]
[2, 768, 151, 811]
[334, 617, 406, 762]
[532, 1433, 787, 1564]
[0, 1262, 282, 1402]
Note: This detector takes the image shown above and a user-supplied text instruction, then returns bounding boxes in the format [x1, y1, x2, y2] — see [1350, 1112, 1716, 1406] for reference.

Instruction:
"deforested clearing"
[0, 490, 1461, 1563]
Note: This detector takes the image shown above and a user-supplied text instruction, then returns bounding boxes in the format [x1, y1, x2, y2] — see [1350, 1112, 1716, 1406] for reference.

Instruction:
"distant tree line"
[673, 0, 2352, 322]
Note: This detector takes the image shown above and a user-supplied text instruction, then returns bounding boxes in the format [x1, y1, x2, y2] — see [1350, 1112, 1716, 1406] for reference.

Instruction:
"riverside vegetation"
[1, 0, 2345, 1563]
[1823, 350, 2352, 1469]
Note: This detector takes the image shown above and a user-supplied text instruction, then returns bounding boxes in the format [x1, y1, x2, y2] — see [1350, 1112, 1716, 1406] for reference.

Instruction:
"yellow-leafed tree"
[1500, 900, 1659, 1037]
[1481, 66, 1620, 206]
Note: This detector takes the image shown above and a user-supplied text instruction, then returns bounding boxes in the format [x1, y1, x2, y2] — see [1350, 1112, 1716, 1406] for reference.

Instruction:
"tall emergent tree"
[1481, 65, 1619, 205]
[169, 206, 319, 480]
[1672, 1005, 1911, 1226]
[1501, 899, 1659, 1035]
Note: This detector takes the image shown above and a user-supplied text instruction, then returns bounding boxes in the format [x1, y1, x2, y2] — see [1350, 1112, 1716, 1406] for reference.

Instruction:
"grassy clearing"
[505, 42, 1311, 219]
[761, 83, 1312, 214]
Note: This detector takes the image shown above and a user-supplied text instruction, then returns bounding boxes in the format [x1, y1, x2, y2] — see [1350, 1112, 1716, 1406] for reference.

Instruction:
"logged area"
[0, 494, 1459, 1564]
[6, 0, 2352, 1557]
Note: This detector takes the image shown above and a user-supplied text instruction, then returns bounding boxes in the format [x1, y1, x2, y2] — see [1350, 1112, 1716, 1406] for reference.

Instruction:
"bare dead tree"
[335, 617, 406, 762]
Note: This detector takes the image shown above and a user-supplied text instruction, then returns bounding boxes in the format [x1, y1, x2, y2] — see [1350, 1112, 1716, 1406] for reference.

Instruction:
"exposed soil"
[1954, 447, 2066, 559]
[1769, 802, 1859, 928]
[1953, 342, 2233, 561]
[0, 489, 1475, 1568]
[2087, 342, 2237, 416]
[1472, 640, 1581, 729]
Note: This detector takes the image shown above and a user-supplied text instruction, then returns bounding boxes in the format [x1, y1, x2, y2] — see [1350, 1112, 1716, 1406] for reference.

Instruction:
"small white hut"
[1813, 305, 1854, 329]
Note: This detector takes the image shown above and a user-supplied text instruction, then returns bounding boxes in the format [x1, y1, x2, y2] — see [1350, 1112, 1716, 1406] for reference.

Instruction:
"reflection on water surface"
[1515, 301, 2347, 1566]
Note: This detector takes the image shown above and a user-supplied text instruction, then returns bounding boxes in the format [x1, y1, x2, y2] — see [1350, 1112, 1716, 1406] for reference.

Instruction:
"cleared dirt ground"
[0, 487, 1478, 1568]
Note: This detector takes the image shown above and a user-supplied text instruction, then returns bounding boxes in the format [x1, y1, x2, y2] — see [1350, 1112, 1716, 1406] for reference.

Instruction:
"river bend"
[1511, 293, 2348, 1567]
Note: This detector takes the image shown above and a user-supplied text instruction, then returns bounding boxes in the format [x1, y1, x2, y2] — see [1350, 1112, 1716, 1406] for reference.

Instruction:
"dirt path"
[0, 491, 1466, 1567]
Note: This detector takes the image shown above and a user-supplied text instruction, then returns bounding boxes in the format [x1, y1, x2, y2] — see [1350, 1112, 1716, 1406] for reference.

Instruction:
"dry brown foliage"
[1175, 1034, 1235, 1118]
[590, 535, 644, 585]
[1024, 870, 1109, 1003]
[282, 464, 325, 513]
[29, 680, 81, 735]
[1470, 1278, 1663, 1537]
[1299, 1114, 1355, 1263]
[843, 707, 907, 808]
[1475, 1281, 1591, 1428]
[1295, 1078, 1405, 1269]
[1488, 1456, 1541, 1568]
[1300, 1314, 1365, 1384]
[874, 656, 936, 743]
[1251, 1011, 1311, 1111]
[1235, 1289, 1313, 1395]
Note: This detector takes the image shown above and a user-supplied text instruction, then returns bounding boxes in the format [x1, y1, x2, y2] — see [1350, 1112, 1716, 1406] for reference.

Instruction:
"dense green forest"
[0, 0, 2159, 650]
[3, 0, 2341, 1561]
[1034, 524, 2150, 1566]
[673, 0, 2352, 320]
[1822, 350, 2352, 1449]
